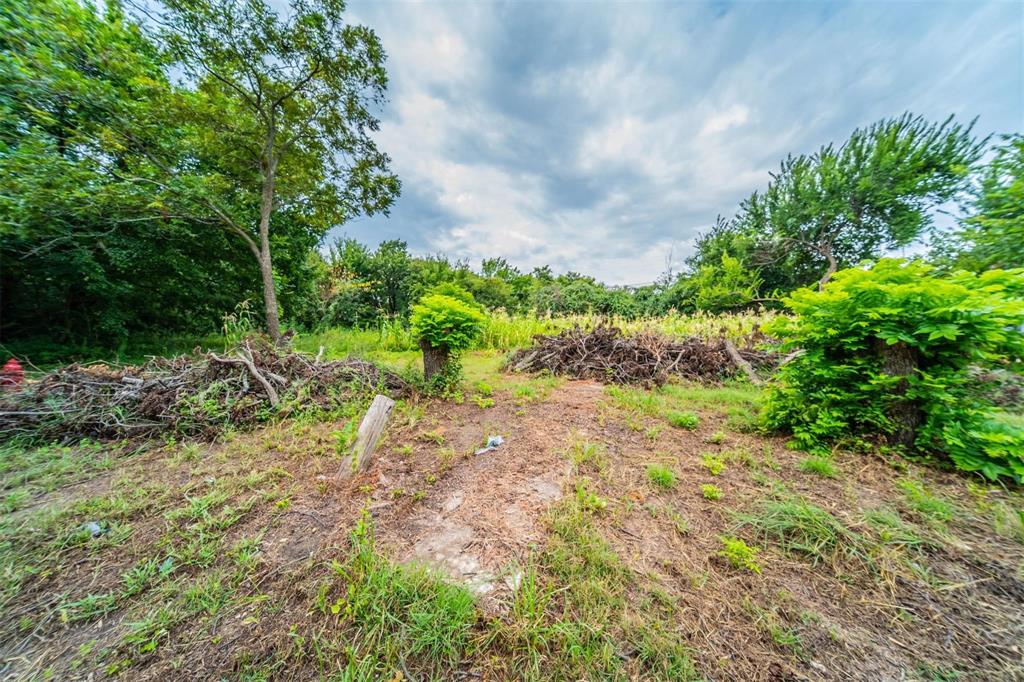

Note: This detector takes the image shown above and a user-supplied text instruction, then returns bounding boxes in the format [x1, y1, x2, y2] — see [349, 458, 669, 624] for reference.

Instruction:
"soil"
[2, 378, 1023, 681]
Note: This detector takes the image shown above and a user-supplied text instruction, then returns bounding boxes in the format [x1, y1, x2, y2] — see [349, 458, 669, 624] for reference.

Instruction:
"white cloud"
[337, 0, 1022, 285]
[700, 105, 751, 136]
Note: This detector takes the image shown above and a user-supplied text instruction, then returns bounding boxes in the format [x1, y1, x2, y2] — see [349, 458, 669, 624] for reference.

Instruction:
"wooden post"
[344, 394, 395, 476]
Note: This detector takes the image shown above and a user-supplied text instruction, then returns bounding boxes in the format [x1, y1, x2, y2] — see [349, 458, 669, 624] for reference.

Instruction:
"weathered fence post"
[342, 394, 395, 476]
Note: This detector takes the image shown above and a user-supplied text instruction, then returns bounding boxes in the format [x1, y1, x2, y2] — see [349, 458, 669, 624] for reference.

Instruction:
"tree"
[727, 114, 984, 289]
[142, 0, 400, 342]
[410, 294, 485, 385]
[0, 0, 261, 341]
[956, 134, 1024, 270]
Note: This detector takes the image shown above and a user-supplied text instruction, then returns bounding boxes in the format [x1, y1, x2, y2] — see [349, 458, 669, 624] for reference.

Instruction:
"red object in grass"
[1, 358, 24, 389]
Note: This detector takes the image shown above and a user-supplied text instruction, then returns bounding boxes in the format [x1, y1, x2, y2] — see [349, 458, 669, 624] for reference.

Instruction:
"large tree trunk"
[875, 339, 921, 448]
[420, 340, 450, 383]
[258, 133, 282, 344]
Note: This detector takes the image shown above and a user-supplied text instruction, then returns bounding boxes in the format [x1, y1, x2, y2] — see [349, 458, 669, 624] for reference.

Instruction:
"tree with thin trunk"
[138, 0, 400, 342]
[732, 114, 984, 289]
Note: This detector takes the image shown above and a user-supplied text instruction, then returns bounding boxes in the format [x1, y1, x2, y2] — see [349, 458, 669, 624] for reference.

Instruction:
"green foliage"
[410, 295, 486, 353]
[668, 253, 763, 312]
[667, 411, 700, 430]
[723, 114, 984, 289]
[700, 484, 722, 500]
[798, 456, 837, 478]
[718, 536, 761, 573]
[646, 464, 677, 489]
[957, 134, 1024, 270]
[764, 259, 1024, 481]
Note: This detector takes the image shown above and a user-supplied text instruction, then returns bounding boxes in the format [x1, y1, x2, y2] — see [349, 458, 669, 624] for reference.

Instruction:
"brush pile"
[506, 326, 778, 386]
[0, 337, 409, 442]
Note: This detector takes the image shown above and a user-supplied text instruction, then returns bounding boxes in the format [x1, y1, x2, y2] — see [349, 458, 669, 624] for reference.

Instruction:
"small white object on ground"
[474, 435, 505, 455]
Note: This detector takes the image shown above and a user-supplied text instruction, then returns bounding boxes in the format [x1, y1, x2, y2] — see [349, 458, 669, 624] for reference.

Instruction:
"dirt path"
[367, 381, 605, 606]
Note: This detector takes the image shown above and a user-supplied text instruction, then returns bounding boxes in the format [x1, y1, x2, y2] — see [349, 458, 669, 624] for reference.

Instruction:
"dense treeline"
[1, 0, 1021, 346]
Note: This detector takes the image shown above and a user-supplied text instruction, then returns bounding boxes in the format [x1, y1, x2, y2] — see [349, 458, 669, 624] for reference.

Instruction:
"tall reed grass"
[296, 310, 781, 357]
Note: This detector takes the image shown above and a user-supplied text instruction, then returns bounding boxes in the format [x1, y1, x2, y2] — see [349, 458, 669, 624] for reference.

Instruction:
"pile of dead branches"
[505, 325, 778, 386]
[0, 337, 410, 442]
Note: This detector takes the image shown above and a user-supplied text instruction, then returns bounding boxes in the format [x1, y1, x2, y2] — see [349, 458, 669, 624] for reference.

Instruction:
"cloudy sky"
[334, 0, 1023, 285]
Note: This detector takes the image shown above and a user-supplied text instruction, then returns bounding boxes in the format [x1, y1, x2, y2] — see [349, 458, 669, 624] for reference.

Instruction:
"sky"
[332, 0, 1024, 285]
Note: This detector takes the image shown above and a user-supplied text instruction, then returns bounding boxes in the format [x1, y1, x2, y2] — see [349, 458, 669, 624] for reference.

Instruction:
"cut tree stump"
[340, 394, 395, 477]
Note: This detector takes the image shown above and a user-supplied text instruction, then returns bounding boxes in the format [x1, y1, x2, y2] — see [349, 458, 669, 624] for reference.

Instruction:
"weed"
[471, 395, 495, 409]
[575, 481, 609, 513]
[419, 428, 445, 445]
[706, 431, 727, 445]
[737, 496, 867, 566]
[718, 536, 761, 573]
[667, 411, 700, 430]
[59, 592, 118, 623]
[897, 479, 953, 523]
[647, 464, 677, 489]
[799, 456, 837, 478]
[701, 484, 722, 500]
[701, 454, 726, 475]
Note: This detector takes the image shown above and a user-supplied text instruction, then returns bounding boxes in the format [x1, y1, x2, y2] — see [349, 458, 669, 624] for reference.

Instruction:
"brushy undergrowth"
[764, 260, 1024, 481]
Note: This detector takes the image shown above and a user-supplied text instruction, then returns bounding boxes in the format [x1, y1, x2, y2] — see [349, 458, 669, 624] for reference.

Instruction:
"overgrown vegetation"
[765, 260, 1024, 481]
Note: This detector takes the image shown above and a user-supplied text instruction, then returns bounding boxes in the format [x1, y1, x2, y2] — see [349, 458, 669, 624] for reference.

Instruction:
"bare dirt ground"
[2, 374, 1023, 680]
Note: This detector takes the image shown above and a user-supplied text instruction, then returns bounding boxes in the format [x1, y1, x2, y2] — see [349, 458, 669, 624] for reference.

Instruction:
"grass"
[897, 479, 953, 524]
[567, 434, 608, 474]
[646, 464, 677, 489]
[325, 513, 477, 674]
[736, 496, 867, 566]
[667, 411, 700, 430]
[798, 455, 837, 478]
[491, 483, 698, 680]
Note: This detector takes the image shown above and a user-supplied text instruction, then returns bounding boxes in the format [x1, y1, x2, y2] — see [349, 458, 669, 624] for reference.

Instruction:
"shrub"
[410, 295, 486, 386]
[764, 259, 1024, 481]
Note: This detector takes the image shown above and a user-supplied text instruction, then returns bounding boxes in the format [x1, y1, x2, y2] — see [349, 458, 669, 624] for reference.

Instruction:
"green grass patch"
[798, 456, 837, 478]
[736, 496, 867, 566]
[646, 464, 677, 489]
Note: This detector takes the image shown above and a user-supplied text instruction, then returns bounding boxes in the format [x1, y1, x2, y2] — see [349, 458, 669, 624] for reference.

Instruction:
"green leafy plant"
[718, 536, 761, 573]
[701, 454, 726, 476]
[764, 259, 1024, 481]
[410, 294, 486, 388]
[701, 484, 722, 500]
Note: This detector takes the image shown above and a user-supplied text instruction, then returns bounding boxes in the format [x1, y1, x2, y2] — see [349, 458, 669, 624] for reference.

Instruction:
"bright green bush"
[764, 259, 1024, 481]
[410, 294, 486, 352]
[410, 294, 486, 386]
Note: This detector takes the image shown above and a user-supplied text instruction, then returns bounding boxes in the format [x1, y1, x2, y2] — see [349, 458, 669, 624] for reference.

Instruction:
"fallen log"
[724, 339, 762, 386]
